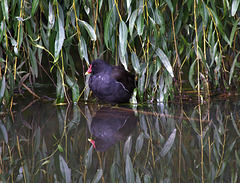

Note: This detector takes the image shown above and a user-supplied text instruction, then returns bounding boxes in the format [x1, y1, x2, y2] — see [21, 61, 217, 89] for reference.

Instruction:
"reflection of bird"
[89, 107, 137, 151]
[85, 59, 135, 104]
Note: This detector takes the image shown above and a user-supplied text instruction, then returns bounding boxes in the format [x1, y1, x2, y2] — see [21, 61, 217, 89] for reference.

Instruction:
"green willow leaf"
[155, 48, 174, 77]
[231, 113, 240, 137]
[137, 13, 144, 36]
[48, 2, 55, 30]
[59, 155, 71, 183]
[0, 76, 5, 102]
[33, 127, 41, 156]
[110, 162, 117, 182]
[189, 59, 197, 90]
[18, 22, 23, 50]
[85, 146, 93, 169]
[91, 169, 102, 183]
[29, 47, 38, 78]
[231, 0, 240, 16]
[65, 75, 80, 104]
[129, 9, 138, 37]
[127, 0, 132, 12]
[125, 155, 134, 183]
[229, 52, 240, 85]
[119, 20, 128, 62]
[160, 129, 176, 157]
[31, 0, 39, 17]
[104, 8, 113, 49]
[0, 21, 6, 43]
[164, 0, 174, 13]
[56, 70, 65, 103]
[124, 136, 132, 160]
[54, 18, 65, 59]
[1, 0, 9, 21]
[235, 151, 240, 167]
[229, 19, 238, 48]
[131, 51, 140, 74]
[0, 120, 8, 144]
[135, 132, 144, 154]
[79, 20, 97, 41]
[80, 36, 89, 64]
[58, 144, 63, 152]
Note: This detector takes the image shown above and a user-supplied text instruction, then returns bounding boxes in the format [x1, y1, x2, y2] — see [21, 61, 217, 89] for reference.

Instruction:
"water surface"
[1, 95, 240, 182]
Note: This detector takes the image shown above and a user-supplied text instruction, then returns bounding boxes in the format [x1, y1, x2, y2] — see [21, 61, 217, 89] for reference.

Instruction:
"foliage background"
[0, 0, 240, 108]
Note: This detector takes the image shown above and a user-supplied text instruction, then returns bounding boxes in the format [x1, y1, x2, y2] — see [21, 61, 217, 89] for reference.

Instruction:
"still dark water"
[1, 94, 240, 182]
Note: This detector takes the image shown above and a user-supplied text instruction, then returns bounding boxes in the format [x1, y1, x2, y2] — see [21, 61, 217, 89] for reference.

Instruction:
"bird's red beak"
[85, 64, 92, 75]
[88, 138, 96, 148]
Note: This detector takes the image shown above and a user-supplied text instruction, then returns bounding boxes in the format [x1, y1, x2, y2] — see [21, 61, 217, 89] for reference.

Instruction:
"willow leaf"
[119, 20, 128, 60]
[129, 9, 138, 37]
[91, 169, 102, 183]
[189, 59, 197, 90]
[229, 20, 238, 47]
[126, 155, 134, 183]
[231, 0, 240, 16]
[54, 18, 65, 59]
[164, 0, 174, 13]
[59, 155, 71, 183]
[160, 129, 176, 157]
[104, 8, 113, 49]
[137, 13, 144, 36]
[0, 120, 8, 144]
[31, 0, 39, 16]
[131, 51, 140, 74]
[0, 76, 5, 101]
[79, 20, 97, 41]
[1, 0, 9, 21]
[29, 47, 38, 78]
[155, 48, 174, 77]
[229, 52, 240, 85]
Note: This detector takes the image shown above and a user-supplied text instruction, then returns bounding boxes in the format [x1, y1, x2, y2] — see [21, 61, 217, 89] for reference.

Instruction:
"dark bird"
[85, 59, 135, 104]
[89, 107, 137, 151]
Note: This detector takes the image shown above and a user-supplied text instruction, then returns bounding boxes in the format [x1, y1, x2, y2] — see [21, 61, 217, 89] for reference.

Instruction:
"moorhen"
[89, 107, 137, 151]
[85, 59, 135, 104]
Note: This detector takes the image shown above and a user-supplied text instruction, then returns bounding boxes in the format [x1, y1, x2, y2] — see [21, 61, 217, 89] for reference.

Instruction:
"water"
[1, 94, 240, 182]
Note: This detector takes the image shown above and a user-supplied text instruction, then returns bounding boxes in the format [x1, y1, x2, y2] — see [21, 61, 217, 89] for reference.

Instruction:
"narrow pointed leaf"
[125, 155, 134, 183]
[54, 18, 65, 58]
[84, 146, 93, 169]
[231, 113, 240, 137]
[29, 48, 38, 78]
[137, 13, 144, 36]
[124, 136, 132, 160]
[160, 129, 176, 157]
[229, 52, 240, 85]
[229, 20, 238, 47]
[0, 76, 5, 101]
[104, 8, 113, 49]
[231, 0, 240, 16]
[59, 155, 71, 183]
[135, 132, 144, 154]
[119, 20, 128, 61]
[155, 48, 174, 77]
[80, 36, 89, 64]
[0, 120, 8, 144]
[131, 51, 140, 74]
[31, 0, 39, 16]
[189, 59, 197, 90]
[79, 20, 96, 41]
[48, 2, 55, 30]
[129, 9, 138, 37]
[91, 169, 102, 183]
[1, 0, 9, 21]
[164, 0, 174, 13]
[33, 127, 41, 156]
